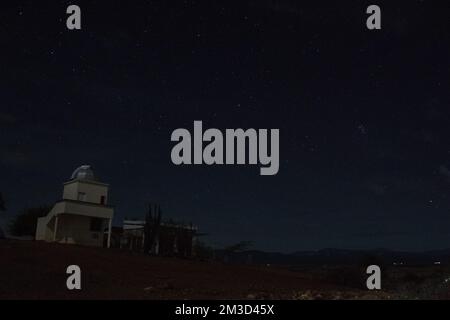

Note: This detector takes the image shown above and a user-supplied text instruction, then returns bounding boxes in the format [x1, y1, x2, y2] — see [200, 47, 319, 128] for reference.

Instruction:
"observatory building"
[35, 165, 114, 247]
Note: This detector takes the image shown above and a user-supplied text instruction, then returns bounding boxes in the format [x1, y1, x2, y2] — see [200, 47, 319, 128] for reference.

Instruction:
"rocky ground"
[0, 240, 449, 299]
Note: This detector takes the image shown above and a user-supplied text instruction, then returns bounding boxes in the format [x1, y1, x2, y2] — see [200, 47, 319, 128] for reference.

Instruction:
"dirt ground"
[1, 240, 445, 300]
[0, 240, 354, 299]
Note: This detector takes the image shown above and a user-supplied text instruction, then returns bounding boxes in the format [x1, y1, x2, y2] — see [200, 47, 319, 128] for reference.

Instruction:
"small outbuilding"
[120, 219, 197, 257]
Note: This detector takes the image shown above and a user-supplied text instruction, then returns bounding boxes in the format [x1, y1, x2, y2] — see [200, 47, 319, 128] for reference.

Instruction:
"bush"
[193, 240, 215, 260]
[322, 266, 366, 289]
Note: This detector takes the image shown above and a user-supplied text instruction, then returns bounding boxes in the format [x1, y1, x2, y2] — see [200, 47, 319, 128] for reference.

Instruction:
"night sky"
[1, 0, 450, 252]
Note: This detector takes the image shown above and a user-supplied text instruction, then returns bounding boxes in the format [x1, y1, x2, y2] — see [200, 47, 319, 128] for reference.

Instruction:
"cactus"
[144, 203, 162, 254]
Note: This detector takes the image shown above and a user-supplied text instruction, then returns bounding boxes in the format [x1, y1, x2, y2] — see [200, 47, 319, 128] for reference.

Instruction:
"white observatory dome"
[70, 165, 96, 181]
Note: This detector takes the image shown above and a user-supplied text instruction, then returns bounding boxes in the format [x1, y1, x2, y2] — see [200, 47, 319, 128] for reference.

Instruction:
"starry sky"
[1, 0, 449, 252]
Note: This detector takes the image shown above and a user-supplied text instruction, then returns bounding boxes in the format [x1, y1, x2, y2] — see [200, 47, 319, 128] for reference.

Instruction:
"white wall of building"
[36, 171, 114, 248]
[56, 214, 105, 247]
[63, 180, 109, 204]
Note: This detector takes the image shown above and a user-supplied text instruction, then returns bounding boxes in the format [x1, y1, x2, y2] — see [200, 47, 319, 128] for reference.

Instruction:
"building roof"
[70, 165, 96, 181]
[123, 219, 198, 231]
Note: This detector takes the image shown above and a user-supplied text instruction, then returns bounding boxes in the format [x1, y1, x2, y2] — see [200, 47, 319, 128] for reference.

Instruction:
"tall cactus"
[144, 203, 162, 254]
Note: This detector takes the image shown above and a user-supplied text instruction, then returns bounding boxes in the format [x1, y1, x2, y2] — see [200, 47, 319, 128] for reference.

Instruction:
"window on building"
[90, 218, 103, 232]
[100, 195, 105, 205]
[77, 192, 86, 201]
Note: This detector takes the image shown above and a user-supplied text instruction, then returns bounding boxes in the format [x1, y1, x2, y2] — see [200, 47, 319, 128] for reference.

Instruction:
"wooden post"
[107, 218, 112, 248]
[53, 215, 59, 242]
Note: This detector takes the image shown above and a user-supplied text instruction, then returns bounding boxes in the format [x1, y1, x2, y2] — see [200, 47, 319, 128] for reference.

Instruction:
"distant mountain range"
[214, 248, 450, 266]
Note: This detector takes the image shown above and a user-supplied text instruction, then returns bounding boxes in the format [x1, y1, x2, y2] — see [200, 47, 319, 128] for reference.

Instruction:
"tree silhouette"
[224, 241, 253, 253]
[10, 206, 51, 237]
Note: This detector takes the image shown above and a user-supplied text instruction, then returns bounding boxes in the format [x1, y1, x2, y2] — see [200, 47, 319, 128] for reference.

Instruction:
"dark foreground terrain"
[0, 240, 449, 299]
